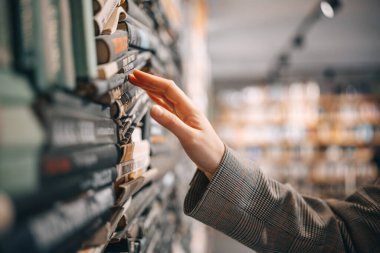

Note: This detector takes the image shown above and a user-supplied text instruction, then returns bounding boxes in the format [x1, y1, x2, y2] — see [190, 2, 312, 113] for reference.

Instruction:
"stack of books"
[0, 0, 183, 253]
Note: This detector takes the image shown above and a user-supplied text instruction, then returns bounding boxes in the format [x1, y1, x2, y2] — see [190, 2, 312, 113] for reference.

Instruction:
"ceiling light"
[320, 0, 341, 18]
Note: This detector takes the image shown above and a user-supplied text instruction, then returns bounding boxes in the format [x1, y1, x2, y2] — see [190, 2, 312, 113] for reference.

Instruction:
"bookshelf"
[0, 0, 194, 252]
[214, 83, 379, 198]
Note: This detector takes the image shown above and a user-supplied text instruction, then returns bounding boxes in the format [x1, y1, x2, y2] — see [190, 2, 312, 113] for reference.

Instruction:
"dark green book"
[69, 0, 97, 81]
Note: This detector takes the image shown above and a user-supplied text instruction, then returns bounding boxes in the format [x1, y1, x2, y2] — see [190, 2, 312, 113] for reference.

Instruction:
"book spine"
[0, 187, 115, 253]
[0, 105, 45, 196]
[47, 116, 117, 147]
[11, 0, 35, 73]
[118, 62, 135, 74]
[11, 167, 117, 223]
[110, 87, 144, 119]
[56, 0, 76, 90]
[0, 0, 12, 69]
[26, 0, 63, 90]
[97, 50, 137, 79]
[122, 22, 154, 51]
[97, 80, 134, 104]
[76, 73, 126, 99]
[133, 51, 152, 70]
[118, 94, 150, 142]
[96, 31, 129, 64]
[70, 0, 97, 81]
[93, 74, 127, 97]
[125, 184, 159, 226]
[0, 72, 34, 104]
[116, 154, 150, 176]
[126, 0, 154, 30]
[41, 144, 120, 179]
[46, 91, 112, 118]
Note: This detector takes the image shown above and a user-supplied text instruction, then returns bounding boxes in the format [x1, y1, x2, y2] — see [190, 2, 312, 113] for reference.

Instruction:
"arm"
[129, 70, 380, 253]
[185, 147, 380, 252]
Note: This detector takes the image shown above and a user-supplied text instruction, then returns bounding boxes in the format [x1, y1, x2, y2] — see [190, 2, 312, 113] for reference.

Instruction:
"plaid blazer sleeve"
[184, 147, 380, 253]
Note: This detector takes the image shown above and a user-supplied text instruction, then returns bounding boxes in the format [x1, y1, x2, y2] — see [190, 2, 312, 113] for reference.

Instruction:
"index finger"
[129, 70, 194, 110]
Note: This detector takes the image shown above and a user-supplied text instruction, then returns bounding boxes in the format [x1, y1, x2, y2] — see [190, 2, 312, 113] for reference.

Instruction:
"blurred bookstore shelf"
[214, 82, 379, 199]
[0, 0, 208, 252]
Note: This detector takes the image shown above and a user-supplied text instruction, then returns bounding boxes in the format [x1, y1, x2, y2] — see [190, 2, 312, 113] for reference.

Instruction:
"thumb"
[150, 105, 192, 140]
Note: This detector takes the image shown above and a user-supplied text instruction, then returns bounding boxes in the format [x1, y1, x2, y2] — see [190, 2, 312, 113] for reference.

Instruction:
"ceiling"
[207, 0, 380, 87]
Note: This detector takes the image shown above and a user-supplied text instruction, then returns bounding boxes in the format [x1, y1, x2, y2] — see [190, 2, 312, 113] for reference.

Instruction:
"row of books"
[0, 0, 183, 253]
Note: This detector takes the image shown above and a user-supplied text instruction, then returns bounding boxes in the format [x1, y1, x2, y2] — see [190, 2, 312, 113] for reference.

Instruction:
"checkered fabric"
[184, 147, 380, 253]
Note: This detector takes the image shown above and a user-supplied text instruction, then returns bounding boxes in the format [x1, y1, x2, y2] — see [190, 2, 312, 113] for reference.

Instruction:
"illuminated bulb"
[320, 1, 335, 18]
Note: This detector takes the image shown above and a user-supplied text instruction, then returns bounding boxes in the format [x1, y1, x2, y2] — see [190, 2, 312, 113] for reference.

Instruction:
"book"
[111, 183, 159, 242]
[110, 86, 144, 119]
[76, 73, 127, 98]
[0, 147, 41, 199]
[70, 0, 98, 81]
[0, 167, 117, 231]
[117, 20, 157, 52]
[41, 144, 120, 180]
[102, 6, 127, 35]
[56, 0, 76, 89]
[115, 156, 150, 186]
[96, 30, 129, 64]
[120, 140, 150, 163]
[38, 91, 111, 119]
[0, 187, 114, 253]
[118, 167, 146, 186]
[0, 104, 45, 196]
[94, 0, 120, 35]
[97, 50, 138, 80]
[118, 93, 150, 143]
[79, 198, 132, 249]
[89, 59, 148, 104]
[133, 51, 152, 69]
[34, 0, 74, 90]
[0, 0, 12, 69]
[0, 72, 34, 104]
[126, 0, 154, 30]
[12, 0, 77, 90]
[115, 167, 166, 207]
[40, 108, 117, 148]
[116, 154, 150, 179]
[10, 0, 37, 80]
[97, 80, 135, 105]
[59, 217, 108, 253]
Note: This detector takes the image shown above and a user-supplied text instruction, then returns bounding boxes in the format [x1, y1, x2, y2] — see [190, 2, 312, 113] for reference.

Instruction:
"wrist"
[202, 142, 226, 181]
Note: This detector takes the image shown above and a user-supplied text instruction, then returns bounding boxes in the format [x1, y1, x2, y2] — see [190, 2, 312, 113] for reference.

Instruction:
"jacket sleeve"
[184, 147, 380, 253]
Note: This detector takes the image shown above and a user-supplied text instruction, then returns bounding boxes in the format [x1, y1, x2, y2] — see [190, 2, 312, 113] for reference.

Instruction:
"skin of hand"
[128, 69, 225, 180]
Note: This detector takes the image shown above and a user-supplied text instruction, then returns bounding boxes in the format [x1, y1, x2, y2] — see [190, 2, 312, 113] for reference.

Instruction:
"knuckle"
[165, 80, 176, 91]
[168, 80, 176, 87]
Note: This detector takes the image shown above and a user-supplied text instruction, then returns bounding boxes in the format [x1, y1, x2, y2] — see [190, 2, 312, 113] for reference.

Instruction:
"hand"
[129, 70, 225, 180]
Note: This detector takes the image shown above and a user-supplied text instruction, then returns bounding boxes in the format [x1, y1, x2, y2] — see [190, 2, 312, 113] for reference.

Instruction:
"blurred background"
[190, 0, 380, 252]
[0, 0, 379, 252]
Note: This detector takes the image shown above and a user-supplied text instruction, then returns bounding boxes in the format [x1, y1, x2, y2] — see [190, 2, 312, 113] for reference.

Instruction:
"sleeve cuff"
[184, 146, 250, 217]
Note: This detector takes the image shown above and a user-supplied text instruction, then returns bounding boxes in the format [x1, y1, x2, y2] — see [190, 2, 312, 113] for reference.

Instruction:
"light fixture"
[320, 0, 341, 18]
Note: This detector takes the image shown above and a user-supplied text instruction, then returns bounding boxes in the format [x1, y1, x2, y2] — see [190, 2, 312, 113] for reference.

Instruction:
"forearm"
[184, 147, 348, 252]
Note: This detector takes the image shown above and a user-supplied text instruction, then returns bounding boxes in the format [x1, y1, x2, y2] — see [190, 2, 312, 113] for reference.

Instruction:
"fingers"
[146, 92, 174, 113]
[129, 70, 195, 111]
[150, 105, 193, 140]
